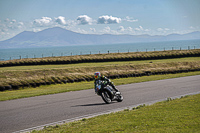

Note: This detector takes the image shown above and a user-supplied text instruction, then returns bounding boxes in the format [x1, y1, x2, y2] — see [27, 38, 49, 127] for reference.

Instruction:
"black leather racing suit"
[94, 76, 118, 94]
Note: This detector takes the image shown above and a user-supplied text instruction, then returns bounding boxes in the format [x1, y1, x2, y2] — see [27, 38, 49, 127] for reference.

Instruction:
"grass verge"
[0, 71, 199, 101]
[32, 94, 200, 133]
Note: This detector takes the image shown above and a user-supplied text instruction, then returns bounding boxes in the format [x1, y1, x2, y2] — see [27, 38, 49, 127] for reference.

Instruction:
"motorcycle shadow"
[72, 102, 113, 107]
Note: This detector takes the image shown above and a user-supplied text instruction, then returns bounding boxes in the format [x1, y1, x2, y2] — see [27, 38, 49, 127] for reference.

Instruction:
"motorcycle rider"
[94, 72, 120, 95]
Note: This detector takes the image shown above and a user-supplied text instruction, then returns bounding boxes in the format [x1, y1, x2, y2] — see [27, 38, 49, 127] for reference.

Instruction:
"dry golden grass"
[0, 57, 200, 87]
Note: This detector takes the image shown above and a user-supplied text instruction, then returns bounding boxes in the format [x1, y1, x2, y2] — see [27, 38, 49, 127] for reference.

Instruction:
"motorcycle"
[95, 80, 123, 104]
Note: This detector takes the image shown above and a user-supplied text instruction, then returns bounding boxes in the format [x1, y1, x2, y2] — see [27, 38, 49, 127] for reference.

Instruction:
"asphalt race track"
[0, 75, 200, 133]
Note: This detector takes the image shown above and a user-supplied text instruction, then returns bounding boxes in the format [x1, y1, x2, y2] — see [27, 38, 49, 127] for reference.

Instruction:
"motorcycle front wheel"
[116, 93, 123, 102]
[101, 90, 112, 104]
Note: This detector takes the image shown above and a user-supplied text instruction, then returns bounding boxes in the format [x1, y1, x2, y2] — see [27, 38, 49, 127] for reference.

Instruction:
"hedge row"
[1, 68, 200, 91]
[0, 49, 200, 67]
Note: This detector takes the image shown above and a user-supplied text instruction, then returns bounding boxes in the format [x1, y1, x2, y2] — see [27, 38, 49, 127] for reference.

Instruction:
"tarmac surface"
[0, 75, 200, 133]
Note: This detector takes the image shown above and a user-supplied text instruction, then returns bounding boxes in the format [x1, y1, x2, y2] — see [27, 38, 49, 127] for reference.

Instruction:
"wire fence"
[0, 45, 199, 61]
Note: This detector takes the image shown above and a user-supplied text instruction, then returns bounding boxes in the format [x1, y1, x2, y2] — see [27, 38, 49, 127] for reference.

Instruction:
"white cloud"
[103, 26, 111, 32]
[157, 28, 163, 31]
[75, 28, 88, 34]
[135, 26, 144, 31]
[97, 15, 121, 24]
[10, 19, 16, 24]
[16, 22, 24, 29]
[157, 28, 170, 32]
[32, 28, 42, 32]
[125, 16, 138, 22]
[116, 26, 135, 34]
[127, 27, 133, 32]
[33, 17, 52, 26]
[77, 15, 93, 25]
[0, 19, 28, 41]
[155, 27, 173, 35]
[90, 28, 96, 32]
[164, 28, 170, 31]
[144, 29, 150, 32]
[117, 26, 125, 32]
[99, 26, 121, 35]
[55, 16, 66, 25]
[0, 19, 25, 31]
[18, 22, 24, 25]
[2, 14, 200, 41]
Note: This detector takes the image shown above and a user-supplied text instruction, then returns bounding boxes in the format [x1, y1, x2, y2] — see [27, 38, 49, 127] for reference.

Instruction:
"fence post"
[118, 50, 119, 53]
[99, 51, 100, 54]
[20, 55, 21, 59]
[180, 47, 181, 51]
[172, 47, 174, 51]
[194, 46, 195, 49]
[108, 51, 109, 54]
[71, 52, 72, 56]
[188, 46, 190, 50]
[146, 49, 147, 52]
[154, 48, 155, 51]
[164, 48, 165, 51]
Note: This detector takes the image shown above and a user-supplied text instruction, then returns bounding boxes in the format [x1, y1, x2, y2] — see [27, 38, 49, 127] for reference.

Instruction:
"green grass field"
[32, 93, 200, 133]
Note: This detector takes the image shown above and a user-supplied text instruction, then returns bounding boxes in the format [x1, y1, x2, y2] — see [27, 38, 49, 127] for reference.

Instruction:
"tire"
[101, 90, 112, 104]
[116, 94, 123, 102]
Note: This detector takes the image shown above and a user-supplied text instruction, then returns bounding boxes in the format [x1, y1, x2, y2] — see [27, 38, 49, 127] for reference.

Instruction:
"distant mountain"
[0, 27, 200, 49]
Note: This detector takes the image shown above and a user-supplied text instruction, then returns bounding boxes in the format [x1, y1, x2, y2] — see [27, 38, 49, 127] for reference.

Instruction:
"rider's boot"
[115, 92, 121, 95]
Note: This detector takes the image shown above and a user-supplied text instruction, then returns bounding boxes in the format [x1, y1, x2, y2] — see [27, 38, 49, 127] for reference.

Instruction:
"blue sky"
[0, 0, 200, 41]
